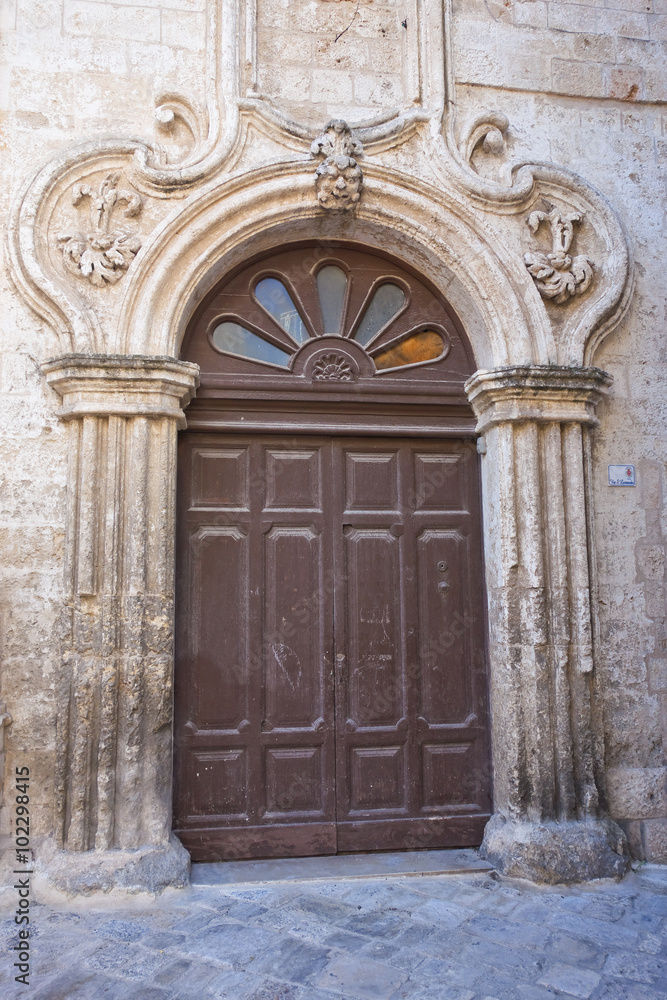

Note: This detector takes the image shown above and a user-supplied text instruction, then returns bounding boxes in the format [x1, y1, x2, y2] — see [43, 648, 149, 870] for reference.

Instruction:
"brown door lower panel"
[173, 433, 490, 860]
[335, 815, 491, 854]
[178, 823, 337, 863]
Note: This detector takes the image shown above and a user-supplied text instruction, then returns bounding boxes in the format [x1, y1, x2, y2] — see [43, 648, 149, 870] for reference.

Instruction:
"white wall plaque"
[608, 464, 635, 486]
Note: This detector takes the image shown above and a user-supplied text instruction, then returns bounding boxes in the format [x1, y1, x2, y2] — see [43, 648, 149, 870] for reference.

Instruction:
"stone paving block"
[637, 931, 663, 953]
[513, 986, 560, 1000]
[475, 978, 555, 1000]
[119, 944, 182, 980]
[582, 898, 630, 922]
[31, 969, 131, 1000]
[82, 940, 132, 972]
[392, 921, 439, 949]
[340, 882, 429, 912]
[393, 982, 475, 1000]
[142, 929, 187, 950]
[547, 910, 640, 949]
[93, 917, 151, 941]
[204, 968, 259, 998]
[292, 987, 346, 1000]
[596, 984, 667, 1000]
[222, 899, 269, 922]
[637, 895, 667, 917]
[544, 932, 605, 969]
[511, 900, 561, 924]
[187, 920, 282, 965]
[603, 949, 667, 983]
[469, 886, 525, 917]
[638, 867, 667, 895]
[619, 909, 663, 934]
[245, 980, 301, 1000]
[537, 963, 601, 998]
[152, 955, 219, 989]
[322, 929, 368, 951]
[459, 912, 551, 949]
[458, 937, 544, 976]
[337, 908, 404, 938]
[290, 894, 356, 921]
[168, 909, 220, 934]
[358, 938, 426, 971]
[317, 954, 406, 999]
[416, 956, 483, 990]
[123, 986, 172, 1000]
[252, 934, 331, 984]
[411, 897, 471, 928]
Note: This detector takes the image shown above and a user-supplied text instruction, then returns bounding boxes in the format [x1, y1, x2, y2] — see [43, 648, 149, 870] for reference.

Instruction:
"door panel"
[175, 435, 336, 860]
[190, 525, 249, 729]
[174, 433, 490, 860]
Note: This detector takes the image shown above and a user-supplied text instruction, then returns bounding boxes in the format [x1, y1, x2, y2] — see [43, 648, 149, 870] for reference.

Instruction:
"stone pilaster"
[38, 355, 199, 894]
[465, 366, 630, 883]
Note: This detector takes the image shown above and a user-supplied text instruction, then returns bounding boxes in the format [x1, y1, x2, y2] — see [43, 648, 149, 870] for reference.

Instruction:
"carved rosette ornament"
[311, 353, 355, 381]
[57, 174, 143, 287]
[311, 120, 363, 212]
[524, 209, 593, 304]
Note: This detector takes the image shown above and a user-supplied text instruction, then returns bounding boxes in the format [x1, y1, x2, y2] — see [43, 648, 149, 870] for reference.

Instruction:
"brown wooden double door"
[174, 432, 491, 861]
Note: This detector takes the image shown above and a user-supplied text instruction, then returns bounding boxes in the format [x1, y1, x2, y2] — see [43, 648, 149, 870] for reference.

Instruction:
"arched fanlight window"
[187, 246, 470, 381]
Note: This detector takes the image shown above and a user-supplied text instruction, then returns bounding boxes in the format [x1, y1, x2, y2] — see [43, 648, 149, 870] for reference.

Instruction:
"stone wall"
[0, 0, 665, 867]
[449, 0, 667, 859]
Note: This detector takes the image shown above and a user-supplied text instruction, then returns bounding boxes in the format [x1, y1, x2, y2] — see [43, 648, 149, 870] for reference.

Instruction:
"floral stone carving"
[524, 209, 593, 304]
[311, 353, 355, 381]
[311, 120, 363, 212]
[57, 174, 143, 287]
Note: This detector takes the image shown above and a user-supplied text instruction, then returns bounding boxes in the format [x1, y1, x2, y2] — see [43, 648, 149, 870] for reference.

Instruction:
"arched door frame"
[173, 240, 492, 860]
[36, 162, 632, 890]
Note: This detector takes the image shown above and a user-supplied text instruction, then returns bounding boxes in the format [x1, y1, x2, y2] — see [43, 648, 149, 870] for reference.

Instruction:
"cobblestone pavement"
[2, 863, 666, 1000]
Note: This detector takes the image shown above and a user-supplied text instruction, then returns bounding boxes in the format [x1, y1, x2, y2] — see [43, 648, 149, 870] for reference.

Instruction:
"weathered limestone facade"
[0, 0, 665, 890]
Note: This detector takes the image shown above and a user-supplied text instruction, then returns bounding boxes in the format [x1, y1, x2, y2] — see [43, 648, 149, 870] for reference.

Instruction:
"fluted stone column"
[466, 366, 630, 883]
[38, 355, 199, 894]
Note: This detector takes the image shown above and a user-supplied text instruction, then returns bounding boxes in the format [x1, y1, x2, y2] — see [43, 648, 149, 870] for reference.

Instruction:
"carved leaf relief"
[311, 120, 363, 212]
[57, 174, 143, 287]
[524, 209, 593, 304]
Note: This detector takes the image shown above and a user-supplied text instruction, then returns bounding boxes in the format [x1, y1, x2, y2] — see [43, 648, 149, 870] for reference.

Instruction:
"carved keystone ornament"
[57, 173, 143, 287]
[311, 120, 363, 212]
[524, 208, 593, 304]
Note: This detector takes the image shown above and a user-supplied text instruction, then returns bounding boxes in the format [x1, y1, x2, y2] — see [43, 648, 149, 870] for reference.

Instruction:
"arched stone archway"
[11, 101, 632, 888]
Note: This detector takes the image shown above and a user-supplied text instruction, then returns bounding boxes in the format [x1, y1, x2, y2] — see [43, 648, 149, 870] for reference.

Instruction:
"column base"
[480, 814, 630, 884]
[32, 836, 190, 897]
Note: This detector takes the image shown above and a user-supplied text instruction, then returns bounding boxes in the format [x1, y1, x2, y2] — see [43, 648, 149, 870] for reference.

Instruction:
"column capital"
[41, 354, 200, 427]
[464, 365, 612, 434]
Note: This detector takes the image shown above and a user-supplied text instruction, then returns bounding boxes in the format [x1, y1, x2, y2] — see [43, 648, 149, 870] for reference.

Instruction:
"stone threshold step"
[191, 848, 492, 886]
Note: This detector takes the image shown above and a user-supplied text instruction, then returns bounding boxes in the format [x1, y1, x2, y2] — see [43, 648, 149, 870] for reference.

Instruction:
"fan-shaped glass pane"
[211, 322, 291, 367]
[254, 278, 309, 344]
[354, 283, 406, 346]
[316, 266, 347, 334]
[373, 330, 444, 371]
